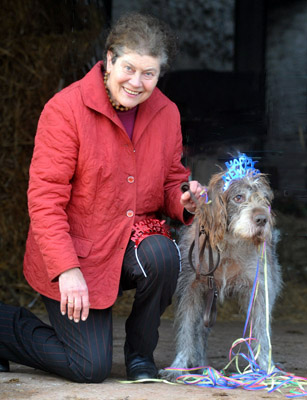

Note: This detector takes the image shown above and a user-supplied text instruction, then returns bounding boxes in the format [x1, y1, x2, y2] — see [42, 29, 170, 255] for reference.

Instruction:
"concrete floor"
[0, 316, 306, 400]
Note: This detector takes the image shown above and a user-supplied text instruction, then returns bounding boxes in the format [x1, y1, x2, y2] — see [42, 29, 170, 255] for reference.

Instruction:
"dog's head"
[197, 170, 274, 248]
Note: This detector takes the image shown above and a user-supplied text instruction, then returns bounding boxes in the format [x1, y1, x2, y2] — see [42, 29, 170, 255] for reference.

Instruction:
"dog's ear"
[197, 172, 227, 248]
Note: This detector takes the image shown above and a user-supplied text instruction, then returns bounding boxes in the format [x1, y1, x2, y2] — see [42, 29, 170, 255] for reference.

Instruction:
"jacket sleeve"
[162, 110, 192, 224]
[27, 93, 80, 282]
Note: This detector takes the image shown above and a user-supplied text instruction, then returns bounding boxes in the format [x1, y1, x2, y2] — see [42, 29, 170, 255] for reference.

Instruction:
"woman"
[0, 12, 202, 382]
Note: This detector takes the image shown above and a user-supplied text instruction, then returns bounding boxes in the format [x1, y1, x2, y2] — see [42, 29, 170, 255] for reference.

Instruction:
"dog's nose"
[254, 214, 267, 226]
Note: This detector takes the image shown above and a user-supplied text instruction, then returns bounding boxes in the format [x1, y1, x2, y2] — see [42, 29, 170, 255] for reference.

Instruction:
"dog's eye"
[234, 194, 245, 203]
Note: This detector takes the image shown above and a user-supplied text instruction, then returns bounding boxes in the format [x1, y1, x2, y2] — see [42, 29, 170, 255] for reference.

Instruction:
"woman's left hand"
[59, 267, 90, 323]
[180, 180, 204, 214]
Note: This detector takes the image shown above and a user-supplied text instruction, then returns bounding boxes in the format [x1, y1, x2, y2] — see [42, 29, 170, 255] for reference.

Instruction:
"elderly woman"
[0, 13, 202, 382]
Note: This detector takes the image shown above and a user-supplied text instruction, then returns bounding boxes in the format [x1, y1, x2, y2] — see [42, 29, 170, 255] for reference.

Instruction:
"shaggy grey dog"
[159, 169, 282, 381]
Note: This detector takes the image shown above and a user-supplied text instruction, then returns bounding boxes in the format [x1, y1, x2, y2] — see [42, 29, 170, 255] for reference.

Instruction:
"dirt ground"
[0, 313, 306, 400]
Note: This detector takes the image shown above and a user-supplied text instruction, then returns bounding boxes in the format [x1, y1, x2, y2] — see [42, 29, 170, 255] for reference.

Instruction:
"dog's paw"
[257, 355, 276, 373]
[259, 360, 282, 374]
[158, 368, 181, 383]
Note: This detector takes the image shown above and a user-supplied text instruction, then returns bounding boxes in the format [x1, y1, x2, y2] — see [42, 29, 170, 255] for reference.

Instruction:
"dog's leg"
[240, 274, 279, 372]
[159, 277, 210, 382]
[251, 247, 282, 372]
[251, 292, 274, 371]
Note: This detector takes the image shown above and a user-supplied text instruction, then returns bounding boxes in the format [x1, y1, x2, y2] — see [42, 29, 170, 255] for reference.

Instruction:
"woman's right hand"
[59, 267, 90, 323]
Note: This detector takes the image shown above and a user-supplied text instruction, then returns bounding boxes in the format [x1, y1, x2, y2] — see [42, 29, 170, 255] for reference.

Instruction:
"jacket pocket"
[70, 234, 93, 258]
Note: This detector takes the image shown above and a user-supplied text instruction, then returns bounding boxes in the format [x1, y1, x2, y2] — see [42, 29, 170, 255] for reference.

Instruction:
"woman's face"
[106, 49, 161, 108]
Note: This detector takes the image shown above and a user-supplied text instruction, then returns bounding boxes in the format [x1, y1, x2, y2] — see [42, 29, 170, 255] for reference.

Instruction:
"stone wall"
[265, 0, 307, 193]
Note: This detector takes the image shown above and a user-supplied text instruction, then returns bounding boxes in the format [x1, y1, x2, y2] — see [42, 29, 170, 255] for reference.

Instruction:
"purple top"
[116, 106, 138, 140]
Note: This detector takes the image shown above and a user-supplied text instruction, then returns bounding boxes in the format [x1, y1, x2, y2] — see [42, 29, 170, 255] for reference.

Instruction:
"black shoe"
[126, 355, 158, 380]
[125, 342, 157, 381]
[0, 359, 9, 372]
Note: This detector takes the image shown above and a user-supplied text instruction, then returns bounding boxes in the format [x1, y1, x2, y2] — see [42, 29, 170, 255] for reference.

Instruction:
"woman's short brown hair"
[103, 12, 177, 76]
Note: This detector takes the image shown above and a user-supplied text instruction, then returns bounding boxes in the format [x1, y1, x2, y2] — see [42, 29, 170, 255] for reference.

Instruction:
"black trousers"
[0, 235, 180, 382]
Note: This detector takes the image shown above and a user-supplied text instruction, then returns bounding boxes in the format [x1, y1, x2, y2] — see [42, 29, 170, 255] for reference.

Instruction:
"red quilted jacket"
[23, 61, 190, 309]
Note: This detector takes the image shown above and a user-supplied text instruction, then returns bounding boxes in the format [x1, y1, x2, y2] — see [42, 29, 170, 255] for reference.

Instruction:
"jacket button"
[127, 176, 135, 183]
[126, 210, 134, 218]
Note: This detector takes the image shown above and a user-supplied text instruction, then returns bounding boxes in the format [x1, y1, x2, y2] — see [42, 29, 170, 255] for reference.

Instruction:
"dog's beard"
[228, 206, 273, 244]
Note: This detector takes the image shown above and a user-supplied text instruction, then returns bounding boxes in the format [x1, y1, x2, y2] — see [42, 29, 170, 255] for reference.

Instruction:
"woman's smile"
[123, 87, 141, 96]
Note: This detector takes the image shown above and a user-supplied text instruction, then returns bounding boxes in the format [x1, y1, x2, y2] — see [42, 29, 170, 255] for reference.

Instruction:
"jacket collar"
[80, 61, 169, 136]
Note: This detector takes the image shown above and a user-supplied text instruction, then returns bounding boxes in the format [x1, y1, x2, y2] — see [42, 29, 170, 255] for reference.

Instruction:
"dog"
[159, 156, 282, 381]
